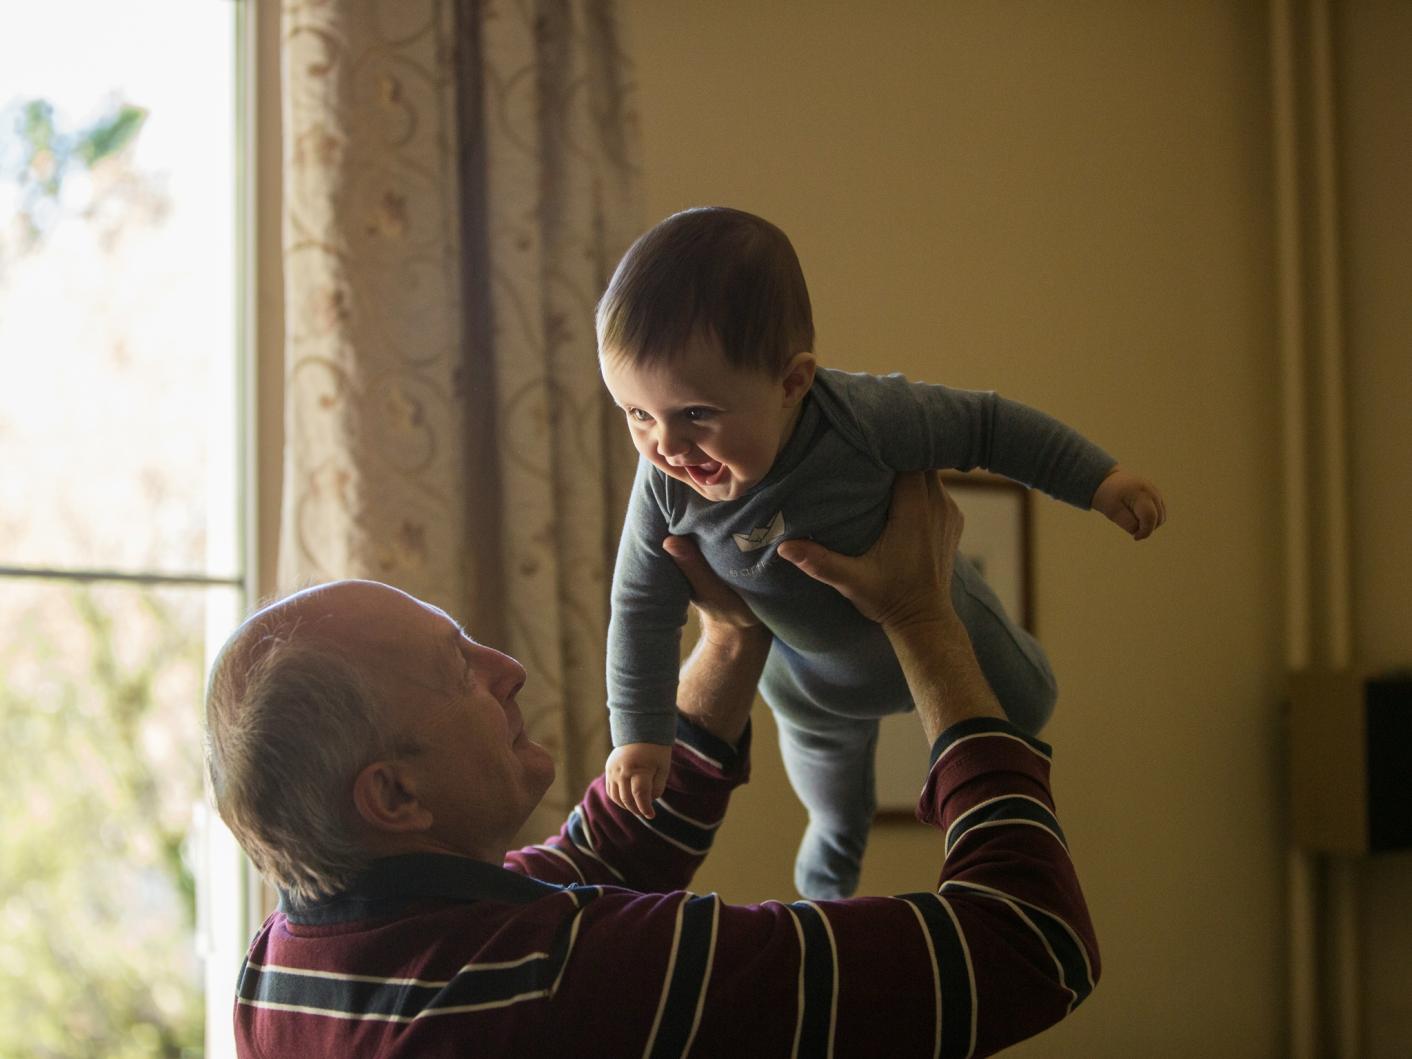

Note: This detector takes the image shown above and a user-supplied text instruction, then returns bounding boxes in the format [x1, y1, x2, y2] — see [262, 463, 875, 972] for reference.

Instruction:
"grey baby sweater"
[606, 368, 1115, 746]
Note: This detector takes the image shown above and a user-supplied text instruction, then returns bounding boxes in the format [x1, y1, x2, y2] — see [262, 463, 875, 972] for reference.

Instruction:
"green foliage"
[2, 97, 153, 252]
[19, 100, 60, 195]
[9, 97, 149, 194]
[74, 105, 148, 169]
[0, 584, 204, 1058]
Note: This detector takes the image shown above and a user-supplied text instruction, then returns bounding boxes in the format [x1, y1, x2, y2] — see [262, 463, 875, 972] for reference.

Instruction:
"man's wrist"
[676, 623, 770, 745]
[884, 609, 1004, 743]
[880, 608, 965, 650]
[696, 615, 769, 653]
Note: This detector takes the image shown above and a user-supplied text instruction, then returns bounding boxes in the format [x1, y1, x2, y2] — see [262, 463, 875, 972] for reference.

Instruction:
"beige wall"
[1338, 4, 1412, 1056]
[623, 2, 1290, 1054]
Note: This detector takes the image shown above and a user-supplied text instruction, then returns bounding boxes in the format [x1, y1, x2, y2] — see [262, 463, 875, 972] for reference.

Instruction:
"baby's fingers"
[1110, 505, 1141, 537]
[1130, 494, 1162, 540]
[629, 773, 657, 818]
[605, 776, 626, 811]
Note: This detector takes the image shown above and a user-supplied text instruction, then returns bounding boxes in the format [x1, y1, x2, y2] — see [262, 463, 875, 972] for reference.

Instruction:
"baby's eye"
[626, 407, 652, 423]
[683, 407, 715, 422]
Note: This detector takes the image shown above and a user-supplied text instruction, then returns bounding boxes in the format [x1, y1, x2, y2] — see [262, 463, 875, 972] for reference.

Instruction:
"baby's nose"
[656, 424, 691, 457]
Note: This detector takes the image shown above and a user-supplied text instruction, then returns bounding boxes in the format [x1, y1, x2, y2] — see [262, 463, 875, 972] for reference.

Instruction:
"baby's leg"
[766, 685, 880, 900]
[950, 552, 1057, 735]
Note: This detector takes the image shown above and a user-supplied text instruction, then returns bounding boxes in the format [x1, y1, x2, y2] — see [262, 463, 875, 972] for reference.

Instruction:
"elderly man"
[207, 472, 1098, 1057]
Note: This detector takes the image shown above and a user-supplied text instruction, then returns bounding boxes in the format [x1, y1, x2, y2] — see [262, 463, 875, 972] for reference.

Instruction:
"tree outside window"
[1, 4, 243, 1055]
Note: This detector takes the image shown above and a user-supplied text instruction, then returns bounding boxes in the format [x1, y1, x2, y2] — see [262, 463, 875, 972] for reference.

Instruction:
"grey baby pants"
[760, 553, 1056, 899]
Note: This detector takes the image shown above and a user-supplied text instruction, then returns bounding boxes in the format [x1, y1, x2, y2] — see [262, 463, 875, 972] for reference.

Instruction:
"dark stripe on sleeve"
[1020, 901, 1094, 1008]
[941, 881, 1095, 1010]
[674, 714, 745, 773]
[566, 808, 598, 858]
[236, 958, 257, 1001]
[945, 796, 1066, 858]
[644, 805, 716, 853]
[929, 716, 1051, 766]
[450, 893, 594, 1008]
[649, 894, 718, 1059]
[424, 957, 550, 1011]
[242, 937, 597, 1022]
[899, 892, 973, 1058]
[789, 902, 836, 1058]
[566, 812, 625, 880]
[241, 963, 442, 1020]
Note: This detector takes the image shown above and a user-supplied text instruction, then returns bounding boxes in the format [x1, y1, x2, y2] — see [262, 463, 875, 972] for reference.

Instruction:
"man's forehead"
[263, 580, 463, 686]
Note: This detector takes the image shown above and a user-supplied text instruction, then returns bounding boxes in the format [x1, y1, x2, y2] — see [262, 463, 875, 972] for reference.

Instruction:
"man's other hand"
[777, 471, 963, 632]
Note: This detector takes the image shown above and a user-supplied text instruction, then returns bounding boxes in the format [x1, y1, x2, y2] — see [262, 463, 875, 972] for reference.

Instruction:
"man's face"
[599, 334, 805, 503]
[319, 582, 556, 859]
[406, 614, 558, 858]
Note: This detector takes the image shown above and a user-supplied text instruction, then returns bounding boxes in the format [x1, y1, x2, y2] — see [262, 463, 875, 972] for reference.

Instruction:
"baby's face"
[599, 335, 811, 502]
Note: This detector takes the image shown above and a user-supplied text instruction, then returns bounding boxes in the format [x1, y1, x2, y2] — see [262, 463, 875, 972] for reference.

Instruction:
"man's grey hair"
[204, 621, 402, 906]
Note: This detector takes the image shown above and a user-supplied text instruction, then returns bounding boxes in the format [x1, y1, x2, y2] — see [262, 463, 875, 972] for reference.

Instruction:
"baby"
[597, 206, 1165, 899]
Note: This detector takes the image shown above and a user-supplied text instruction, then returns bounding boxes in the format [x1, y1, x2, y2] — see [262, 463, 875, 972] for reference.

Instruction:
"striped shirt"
[234, 716, 1098, 1057]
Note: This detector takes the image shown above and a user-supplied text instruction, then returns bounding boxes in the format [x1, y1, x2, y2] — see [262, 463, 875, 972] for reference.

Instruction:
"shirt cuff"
[929, 715, 1052, 766]
[674, 714, 751, 778]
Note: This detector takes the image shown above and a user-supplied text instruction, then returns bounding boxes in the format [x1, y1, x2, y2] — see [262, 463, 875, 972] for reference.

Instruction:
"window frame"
[0, 2, 263, 1055]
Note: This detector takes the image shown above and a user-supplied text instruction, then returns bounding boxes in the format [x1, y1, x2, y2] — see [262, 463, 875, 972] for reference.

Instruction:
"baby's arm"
[845, 372, 1166, 537]
[608, 533, 769, 819]
[604, 460, 694, 815]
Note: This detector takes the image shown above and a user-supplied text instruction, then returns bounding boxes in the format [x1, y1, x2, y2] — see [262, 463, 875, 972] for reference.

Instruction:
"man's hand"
[776, 471, 963, 632]
[606, 742, 672, 818]
[663, 535, 762, 642]
[778, 471, 1004, 740]
[1091, 465, 1167, 541]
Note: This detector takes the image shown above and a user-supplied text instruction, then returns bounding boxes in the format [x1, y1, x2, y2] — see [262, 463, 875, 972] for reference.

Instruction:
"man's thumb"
[778, 539, 833, 583]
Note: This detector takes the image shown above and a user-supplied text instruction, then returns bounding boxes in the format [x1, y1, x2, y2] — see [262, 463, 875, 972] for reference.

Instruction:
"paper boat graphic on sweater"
[732, 511, 786, 552]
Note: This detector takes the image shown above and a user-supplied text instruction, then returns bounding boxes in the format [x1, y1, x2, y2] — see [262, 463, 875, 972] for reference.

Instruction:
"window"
[0, 2, 253, 1055]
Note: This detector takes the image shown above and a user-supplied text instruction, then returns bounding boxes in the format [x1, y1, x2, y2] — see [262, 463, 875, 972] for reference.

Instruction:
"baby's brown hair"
[596, 206, 814, 376]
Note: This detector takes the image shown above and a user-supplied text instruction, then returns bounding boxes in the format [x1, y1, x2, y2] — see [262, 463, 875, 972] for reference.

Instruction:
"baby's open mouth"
[682, 460, 726, 487]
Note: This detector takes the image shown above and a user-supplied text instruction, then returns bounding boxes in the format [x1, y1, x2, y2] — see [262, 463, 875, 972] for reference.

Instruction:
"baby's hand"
[606, 742, 672, 818]
[1092, 466, 1167, 541]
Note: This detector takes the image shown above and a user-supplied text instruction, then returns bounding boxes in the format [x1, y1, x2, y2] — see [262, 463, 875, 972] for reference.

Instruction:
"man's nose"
[473, 643, 527, 696]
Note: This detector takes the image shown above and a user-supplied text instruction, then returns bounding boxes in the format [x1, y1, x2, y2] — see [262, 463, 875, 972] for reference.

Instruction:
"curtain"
[279, 0, 641, 840]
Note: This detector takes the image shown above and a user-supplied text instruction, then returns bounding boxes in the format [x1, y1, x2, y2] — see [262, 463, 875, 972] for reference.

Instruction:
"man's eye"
[627, 408, 651, 423]
[684, 407, 714, 422]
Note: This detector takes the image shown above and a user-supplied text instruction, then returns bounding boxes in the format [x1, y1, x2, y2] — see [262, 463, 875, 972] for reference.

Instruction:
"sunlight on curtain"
[277, 0, 643, 841]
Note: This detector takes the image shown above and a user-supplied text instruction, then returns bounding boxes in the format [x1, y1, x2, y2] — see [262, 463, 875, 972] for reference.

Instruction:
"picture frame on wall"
[873, 471, 1034, 820]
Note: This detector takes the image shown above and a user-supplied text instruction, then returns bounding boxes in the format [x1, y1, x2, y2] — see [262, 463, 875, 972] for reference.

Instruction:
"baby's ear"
[780, 352, 817, 405]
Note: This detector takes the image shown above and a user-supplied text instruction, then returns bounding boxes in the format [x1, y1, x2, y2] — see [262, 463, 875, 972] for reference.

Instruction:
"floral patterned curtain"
[278, 0, 641, 839]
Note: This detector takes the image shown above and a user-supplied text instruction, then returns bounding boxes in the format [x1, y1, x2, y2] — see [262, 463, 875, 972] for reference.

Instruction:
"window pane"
[0, 1, 238, 578]
[0, 578, 238, 1056]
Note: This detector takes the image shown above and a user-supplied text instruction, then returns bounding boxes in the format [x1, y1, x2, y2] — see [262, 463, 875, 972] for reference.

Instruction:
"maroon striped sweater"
[234, 715, 1098, 1057]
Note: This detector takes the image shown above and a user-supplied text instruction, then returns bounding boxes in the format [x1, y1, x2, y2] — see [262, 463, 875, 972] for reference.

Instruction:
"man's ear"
[352, 759, 434, 834]
[780, 352, 817, 407]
